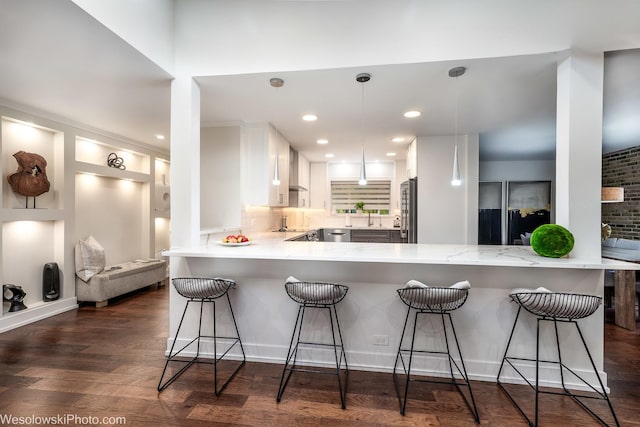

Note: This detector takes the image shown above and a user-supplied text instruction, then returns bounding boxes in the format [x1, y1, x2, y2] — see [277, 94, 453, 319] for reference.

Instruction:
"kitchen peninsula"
[165, 235, 639, 390]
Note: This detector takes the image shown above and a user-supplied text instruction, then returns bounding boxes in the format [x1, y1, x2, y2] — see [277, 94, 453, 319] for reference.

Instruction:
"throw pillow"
[75, 235, 105, 282]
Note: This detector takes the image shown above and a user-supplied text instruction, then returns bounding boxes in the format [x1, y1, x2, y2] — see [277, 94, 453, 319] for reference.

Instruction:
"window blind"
[330, 180, 391, 213]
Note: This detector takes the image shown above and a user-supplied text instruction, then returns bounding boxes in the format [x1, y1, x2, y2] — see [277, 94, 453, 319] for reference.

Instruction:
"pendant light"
[270, 77, 284, 186]
[449, 66, 466, 186]
[601, 187, 624, 203]
[357, 72, 370, 186]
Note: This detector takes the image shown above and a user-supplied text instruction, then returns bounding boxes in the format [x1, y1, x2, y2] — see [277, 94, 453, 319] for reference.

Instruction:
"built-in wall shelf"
[0, 208, 65, 222]
[75, 161, 151, 183]
[0, 104, 169, 334]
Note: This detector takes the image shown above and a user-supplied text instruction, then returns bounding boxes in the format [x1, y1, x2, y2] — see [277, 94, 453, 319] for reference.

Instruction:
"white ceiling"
[197, 53, 560, 162]
[1, 1, 640, 163]
[0, 0, 172, 150]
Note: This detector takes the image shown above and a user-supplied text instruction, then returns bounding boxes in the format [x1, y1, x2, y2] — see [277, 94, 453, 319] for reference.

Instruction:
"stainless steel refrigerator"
[400, 178, 417, 243]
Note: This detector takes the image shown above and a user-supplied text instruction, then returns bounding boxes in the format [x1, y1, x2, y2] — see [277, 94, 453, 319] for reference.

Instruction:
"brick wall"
[602, 146, 640, 240]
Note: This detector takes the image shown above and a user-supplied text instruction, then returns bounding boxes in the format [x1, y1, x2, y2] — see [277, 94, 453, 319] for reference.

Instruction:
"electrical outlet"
[372, 335, 389, 346]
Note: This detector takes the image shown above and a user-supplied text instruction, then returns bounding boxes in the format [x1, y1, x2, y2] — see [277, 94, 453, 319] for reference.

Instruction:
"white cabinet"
[298, 153, 310, 192]
[245, 123, 289, 207]
[309, 162, 328, 209]
[406, 138, 417, 179]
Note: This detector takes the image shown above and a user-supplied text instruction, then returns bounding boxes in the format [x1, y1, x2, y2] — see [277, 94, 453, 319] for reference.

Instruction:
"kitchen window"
[330, 180, 391, 214]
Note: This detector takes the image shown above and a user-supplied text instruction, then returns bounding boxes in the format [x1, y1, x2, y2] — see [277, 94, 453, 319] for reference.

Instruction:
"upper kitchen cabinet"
[289, 148, 310, 207]
[309, 162, 328, 210]
[406, 138, 417, 179]
[244, 123, 289, 207]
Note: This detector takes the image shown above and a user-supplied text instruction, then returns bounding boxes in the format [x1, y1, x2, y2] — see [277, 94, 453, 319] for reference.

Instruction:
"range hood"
[289, 148, 308, 191]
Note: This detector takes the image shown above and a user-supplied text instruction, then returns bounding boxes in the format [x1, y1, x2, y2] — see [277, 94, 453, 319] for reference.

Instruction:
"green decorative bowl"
[530, 224, 575, 258]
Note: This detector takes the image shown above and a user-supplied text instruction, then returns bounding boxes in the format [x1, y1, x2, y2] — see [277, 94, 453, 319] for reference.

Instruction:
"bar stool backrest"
[510, 292, 601, 319]
[285, 282, 349, 305]
[172, 277, 236, 299]
[397, 287, 468, 311]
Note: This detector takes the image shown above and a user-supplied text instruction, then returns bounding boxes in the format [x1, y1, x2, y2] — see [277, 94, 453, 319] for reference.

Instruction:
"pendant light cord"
[356, 72, 370, 186]
[361, 79, 365, 153]
[448, 66, 465, 186]
[270, 78, 284, 186]
[454, 75, 459, 148]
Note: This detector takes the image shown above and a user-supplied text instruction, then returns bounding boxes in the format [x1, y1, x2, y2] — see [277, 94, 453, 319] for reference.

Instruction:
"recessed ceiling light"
[317, 139, 329, 145]
[404, 110, 421, 118]
[325, 153, 335, 158]
[302, 114, 318, 122]
[155, 134, 165, 140]
[392, 137, 404, 143]
[386, 152, 397, 157]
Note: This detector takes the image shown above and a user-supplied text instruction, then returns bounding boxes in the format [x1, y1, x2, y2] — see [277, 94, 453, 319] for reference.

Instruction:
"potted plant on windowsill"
[354, 201, 365, 214]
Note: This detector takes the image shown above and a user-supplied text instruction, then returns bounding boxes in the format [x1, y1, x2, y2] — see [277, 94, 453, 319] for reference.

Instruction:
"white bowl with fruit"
[219, 234, 252, 246]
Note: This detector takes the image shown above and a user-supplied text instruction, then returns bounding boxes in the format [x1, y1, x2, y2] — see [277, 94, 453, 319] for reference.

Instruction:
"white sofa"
[76, 259, 167, 307]
[602, 237, 640, 262]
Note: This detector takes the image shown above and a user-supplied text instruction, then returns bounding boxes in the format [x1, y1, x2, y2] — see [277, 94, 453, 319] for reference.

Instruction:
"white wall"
[71, 0, 174, 74]
[417, 134, 479, 244]
[200, 126, 242, 230]
[2, 221, 56, 308]
[75, 174, 144, 265]
[480, 159, 556, 182]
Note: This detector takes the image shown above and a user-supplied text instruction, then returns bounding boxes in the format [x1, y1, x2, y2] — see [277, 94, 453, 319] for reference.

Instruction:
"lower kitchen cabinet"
[351, 229, 402, 243]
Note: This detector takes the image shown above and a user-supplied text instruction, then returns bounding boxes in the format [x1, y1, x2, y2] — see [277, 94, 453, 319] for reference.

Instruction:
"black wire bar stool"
[158, 277, 246, 395]
[276, 281, 349, 409]
[393, 287, 480, 422]
[497, 291, 619, 427]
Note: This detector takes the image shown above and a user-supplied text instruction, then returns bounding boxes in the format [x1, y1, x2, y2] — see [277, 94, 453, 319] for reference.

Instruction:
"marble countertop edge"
[163, 242, 640, 270]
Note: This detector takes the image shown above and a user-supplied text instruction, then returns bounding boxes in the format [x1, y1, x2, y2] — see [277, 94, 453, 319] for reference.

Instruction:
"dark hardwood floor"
[0, 286, 638, 426]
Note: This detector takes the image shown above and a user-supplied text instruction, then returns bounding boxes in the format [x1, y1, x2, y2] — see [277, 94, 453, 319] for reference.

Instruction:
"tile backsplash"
[242, 206, 397, 232]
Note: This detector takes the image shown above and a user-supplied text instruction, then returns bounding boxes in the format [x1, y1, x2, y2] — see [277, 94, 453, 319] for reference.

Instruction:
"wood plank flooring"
[0, 286, 638, 426]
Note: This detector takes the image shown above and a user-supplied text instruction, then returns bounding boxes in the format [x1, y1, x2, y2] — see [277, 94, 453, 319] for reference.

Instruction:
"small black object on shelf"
[3, 284, 28, 312]
[107, 152, 126, 170]
[43, 262, 60, 301]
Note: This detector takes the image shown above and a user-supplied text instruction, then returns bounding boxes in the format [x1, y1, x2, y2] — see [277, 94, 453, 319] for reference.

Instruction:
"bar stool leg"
[498, 310, 620, 427]
[443, 312, 480, 422]
[332, 304, 349, 372]
[329, 304, 348, 409]
[573, 322, 620, 427]
[227, 293, 246, 361]
[159, 296, 245, 395]
[158, 300, 199, 391]
[535, 317, 541, 427]
[277, 303, 349, 409]
[393, 307, 419, 416]
[276, 305, 305, 402]
[211, 293, 246, 396]
[212, 299, 218, 394]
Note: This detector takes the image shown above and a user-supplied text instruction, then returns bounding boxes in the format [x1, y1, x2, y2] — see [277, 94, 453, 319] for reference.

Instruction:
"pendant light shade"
[357, 72, 370, 186]
[451, 145, 461, 186]
[272, 152, 280, 185]
[601, 187, 624, 203]
[270, 77, 284, 186]
[449, 66, 466, 187]
[359, 148, 367, 185]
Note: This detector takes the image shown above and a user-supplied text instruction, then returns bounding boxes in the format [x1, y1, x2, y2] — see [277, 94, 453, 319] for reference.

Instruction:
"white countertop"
[165, 232, 640, 270]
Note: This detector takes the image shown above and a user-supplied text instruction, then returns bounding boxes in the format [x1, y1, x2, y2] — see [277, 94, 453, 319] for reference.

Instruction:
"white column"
[417, 134, 479, 244]
[170, 73, 201, 248]
[556, 51, 603, 259]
